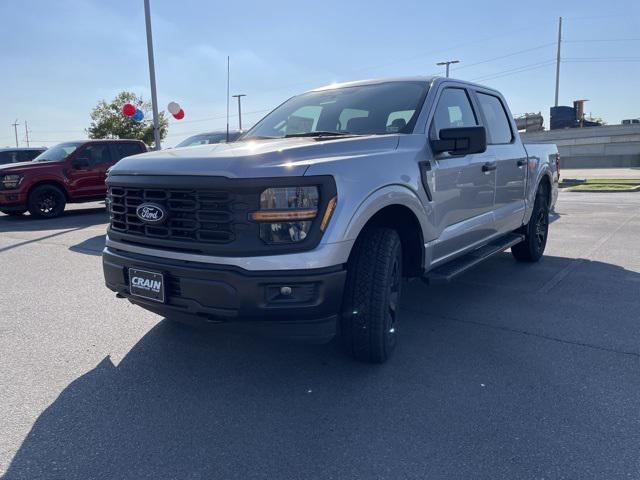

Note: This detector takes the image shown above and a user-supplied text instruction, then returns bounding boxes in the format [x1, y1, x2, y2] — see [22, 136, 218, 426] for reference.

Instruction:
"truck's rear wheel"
[27, 185, 66, 218]
[340, 227, 402, 363]
[512, 186, 549, 262]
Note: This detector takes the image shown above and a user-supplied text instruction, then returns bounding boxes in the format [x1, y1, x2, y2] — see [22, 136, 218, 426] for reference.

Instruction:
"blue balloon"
[133, 109, 144, 122]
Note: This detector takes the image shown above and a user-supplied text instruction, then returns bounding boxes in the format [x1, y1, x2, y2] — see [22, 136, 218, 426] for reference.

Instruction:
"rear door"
[473, 90, 527, 233]
[428, 85, 497, 262]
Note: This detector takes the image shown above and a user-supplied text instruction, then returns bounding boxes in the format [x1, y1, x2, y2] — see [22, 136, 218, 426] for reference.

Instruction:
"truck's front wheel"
[340, 227, 402, 363]
[27, 185, 67, 218]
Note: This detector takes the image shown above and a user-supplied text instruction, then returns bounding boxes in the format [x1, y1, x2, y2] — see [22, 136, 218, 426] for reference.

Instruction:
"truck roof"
[0, 147, 46, 152]
[308, 75, 501, 95]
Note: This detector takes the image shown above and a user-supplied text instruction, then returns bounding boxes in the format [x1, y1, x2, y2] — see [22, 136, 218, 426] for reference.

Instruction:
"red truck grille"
[108, 187, 235, 244]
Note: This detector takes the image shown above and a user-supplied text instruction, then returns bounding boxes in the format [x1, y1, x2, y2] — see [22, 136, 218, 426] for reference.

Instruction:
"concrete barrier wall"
[521, 124, 640, 168]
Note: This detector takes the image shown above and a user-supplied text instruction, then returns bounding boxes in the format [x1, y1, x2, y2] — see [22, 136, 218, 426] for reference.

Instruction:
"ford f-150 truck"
[102, 77, 558, 363]
[0, 139, 147, 218]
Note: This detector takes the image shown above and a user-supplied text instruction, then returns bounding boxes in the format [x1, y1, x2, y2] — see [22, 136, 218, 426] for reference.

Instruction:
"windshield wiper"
[284, 131, 354, 138]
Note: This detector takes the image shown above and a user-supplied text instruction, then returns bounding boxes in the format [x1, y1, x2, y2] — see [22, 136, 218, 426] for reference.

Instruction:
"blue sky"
[1, 0, 639, 147]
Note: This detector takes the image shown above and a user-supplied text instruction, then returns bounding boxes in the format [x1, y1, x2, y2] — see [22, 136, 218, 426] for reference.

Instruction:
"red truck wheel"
[27, 185, 67, 218]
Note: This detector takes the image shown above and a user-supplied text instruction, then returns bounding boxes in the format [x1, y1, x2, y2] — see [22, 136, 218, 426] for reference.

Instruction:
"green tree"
[87, 91, 168, 147]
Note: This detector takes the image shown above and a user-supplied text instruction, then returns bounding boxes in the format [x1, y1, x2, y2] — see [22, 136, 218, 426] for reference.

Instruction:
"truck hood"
[109, 135, 400, 178]
[0, 160, 60, 173]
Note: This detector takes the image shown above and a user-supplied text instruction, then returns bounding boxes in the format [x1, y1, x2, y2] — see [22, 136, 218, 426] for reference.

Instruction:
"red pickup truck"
[0, 139, 146, 218]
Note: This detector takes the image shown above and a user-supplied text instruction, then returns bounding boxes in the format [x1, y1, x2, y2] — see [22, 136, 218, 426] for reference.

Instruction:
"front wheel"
[512, 187, 549, 262]
[27, 185, 67, 218]
[340, 227, 402, 363]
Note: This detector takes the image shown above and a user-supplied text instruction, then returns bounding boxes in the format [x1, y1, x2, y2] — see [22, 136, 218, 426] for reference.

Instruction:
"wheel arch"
[28, 180, 70, 200]
[342, 186, 429, 278]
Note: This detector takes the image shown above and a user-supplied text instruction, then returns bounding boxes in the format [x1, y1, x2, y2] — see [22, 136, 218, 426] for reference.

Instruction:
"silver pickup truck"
[103, 76, 558, 363]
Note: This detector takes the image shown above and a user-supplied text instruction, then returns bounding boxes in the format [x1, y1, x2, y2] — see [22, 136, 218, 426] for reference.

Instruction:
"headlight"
[250, 186, 319, 243]
[0, 174, 23, 189]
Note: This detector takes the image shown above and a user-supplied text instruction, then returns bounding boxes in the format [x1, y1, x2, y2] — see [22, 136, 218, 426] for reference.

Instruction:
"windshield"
[33, 142, 82, 162]
[243, 81, 429, 140]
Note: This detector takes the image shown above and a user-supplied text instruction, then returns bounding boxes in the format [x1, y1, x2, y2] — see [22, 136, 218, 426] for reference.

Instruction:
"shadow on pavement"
[4, 255, 640, 479]
[0, 206, 107, 234]
[68, 234, 106, 256]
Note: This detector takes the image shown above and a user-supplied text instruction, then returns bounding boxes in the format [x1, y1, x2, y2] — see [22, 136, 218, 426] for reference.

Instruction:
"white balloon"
[167, 101, 181, 115]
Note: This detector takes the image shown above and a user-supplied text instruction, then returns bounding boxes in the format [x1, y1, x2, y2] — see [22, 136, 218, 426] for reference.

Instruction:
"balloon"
[133, 109, 144, 122]
[167, 101, 181, 115]
[122, 103, 136, 116]
[173, 109, 185, 120]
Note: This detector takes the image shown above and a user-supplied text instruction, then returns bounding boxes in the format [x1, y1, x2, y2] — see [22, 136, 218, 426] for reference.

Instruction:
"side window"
[82, 144, 113, 167]
[432, 88, 477, 136]
[114, 143, 144, 161]
[18, 150, 40, 162]
[476, 93, 513, 144]
[0, 152, 16, 165]
[386, 110, 415, 133]
[338, 108, 368, 132]
[277, 105, 322, 135]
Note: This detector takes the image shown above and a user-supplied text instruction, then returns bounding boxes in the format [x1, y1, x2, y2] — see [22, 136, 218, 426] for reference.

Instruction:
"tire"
[512, 186, 549, 262]
[340, 227, 402, 363]
[1, 209, 26, 216]
[27, 184, 67, 218]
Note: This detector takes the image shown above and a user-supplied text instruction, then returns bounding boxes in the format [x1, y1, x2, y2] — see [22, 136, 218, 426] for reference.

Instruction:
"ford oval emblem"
[136, 203, 167, 225]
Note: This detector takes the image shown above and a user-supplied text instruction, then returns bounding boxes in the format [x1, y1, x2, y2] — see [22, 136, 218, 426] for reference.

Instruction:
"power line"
[452, 43, 555, 72]
[470, 60, 557, 82]
[565, 38, 640, 43]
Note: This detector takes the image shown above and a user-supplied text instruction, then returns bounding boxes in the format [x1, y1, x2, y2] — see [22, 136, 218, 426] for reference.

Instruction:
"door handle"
[517, 159, 527, 167]
[482, 162, 497, 172]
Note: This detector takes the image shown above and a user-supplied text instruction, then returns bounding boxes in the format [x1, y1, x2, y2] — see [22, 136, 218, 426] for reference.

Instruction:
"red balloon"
[122, 103, 136, 116]
[173, 109, 185, 120]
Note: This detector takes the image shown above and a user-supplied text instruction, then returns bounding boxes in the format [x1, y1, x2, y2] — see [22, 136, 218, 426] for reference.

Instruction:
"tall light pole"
[232, 94, 246, 130]
[24, 121, 30, 147]
[554, 16, 563, 107]
[11, 120, 19, 148]
[143, 0, 161, 150]
[436, 60, 460, 78]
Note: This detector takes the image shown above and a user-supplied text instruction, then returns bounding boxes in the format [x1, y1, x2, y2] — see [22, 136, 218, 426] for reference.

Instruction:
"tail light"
[555, 152, 561, 179]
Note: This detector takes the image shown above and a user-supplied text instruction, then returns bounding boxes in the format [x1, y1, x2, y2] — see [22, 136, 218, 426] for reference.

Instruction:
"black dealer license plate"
[129, 268, 165, 303]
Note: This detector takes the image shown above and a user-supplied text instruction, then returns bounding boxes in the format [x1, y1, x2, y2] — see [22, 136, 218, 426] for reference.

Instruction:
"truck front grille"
[108, 187, 236, 244]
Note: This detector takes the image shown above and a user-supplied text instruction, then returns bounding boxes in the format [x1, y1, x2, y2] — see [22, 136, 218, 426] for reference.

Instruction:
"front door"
[427, 86, 497, 263]
[66, 143, 113, 198]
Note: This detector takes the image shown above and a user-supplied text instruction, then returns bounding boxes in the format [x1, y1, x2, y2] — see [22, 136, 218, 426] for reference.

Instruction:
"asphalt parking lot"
[1, 192, 639, 479]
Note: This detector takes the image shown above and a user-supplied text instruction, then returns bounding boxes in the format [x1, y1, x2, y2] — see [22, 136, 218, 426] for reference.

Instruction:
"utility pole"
[226, 56, 230, 142]
[11, 120, 19, 148]
[143, 0, 161, 150]
[232, 94, 246, 130]
[24, 121, 30, 147]
[436, 60, 460, 78]
[554, 16, 562, 107]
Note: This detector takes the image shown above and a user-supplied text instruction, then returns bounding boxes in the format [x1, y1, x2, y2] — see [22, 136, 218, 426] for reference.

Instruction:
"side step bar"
[423, 233, 525, 284]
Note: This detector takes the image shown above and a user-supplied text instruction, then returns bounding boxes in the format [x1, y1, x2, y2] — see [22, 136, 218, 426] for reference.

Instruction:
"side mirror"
[72, 157, 90, 169]
[431, 126, 487, 155]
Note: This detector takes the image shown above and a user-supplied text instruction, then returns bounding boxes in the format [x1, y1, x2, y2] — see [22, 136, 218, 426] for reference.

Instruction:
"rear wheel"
[512, 186, 549, 262]
[1, 209, 26, 216]
[27, 185, 67, 218]
[340, 227, 402, 363]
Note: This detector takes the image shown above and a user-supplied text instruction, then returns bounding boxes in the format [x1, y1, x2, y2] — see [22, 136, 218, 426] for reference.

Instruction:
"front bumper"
[0, 190, 27, 208]
[103, 247, 347, 342]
